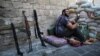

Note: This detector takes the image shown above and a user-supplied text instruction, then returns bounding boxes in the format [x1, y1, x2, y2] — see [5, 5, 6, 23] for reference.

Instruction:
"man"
[54, 9, 92, 45]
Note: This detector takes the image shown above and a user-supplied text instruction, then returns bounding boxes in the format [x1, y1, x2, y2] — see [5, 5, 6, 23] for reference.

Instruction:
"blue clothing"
[56, 15, 69, 27]
[54, 15, 70, 37]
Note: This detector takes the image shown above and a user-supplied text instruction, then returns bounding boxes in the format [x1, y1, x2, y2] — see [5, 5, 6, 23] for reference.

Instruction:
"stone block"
[22, 3, 33, 9]
[4, 9, 17, 17]
[26, 16, 33, 22]
[38, 0, 50, 5]
[39, 5, 46, 10]
[17, 8, 33, 17]
[62, 0, 68, 6]
[0, 19, 5, 26]
[28, 0, 39, 4]
[0, 30, 12, 34]
[56, 0, 62, 6]
[12, 17, 23, 24]
[49, 10, 54, 16]
[38, 16, 47, 22]
[43, 10, 50, 16]
[49, 0, 57, 5]
[45, 5, 51, 10]
[1, 1, 12, 8]
[36, 10, 45, 16]
[12, 2, 23, 9]
[50, 5, 57, 10]
[33, 5, 40, 9]
[11, 0, 20, 2]
[11, 0, 27, 2]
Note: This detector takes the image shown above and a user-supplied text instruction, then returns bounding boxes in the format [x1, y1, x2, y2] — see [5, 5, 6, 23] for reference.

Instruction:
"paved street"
[0, 39, 100, 56]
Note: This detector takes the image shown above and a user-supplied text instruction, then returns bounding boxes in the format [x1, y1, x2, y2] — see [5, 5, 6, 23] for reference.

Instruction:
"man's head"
[62, 9, 69, 16]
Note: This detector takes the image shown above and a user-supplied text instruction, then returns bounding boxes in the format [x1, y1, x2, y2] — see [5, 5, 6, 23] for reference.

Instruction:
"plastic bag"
[43, 36, 67, 47]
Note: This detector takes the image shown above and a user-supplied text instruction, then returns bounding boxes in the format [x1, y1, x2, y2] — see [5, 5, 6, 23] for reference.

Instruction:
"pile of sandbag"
[76, 0, 87, 5]
[68, 0, 100, 38]
[68, 0, 100, 13]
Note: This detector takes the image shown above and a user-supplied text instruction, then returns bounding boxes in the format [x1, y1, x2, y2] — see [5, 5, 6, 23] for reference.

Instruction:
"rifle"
[33, 10, 46, 47]
[11, 22, 23, 56]
[22, 11, 33, 53]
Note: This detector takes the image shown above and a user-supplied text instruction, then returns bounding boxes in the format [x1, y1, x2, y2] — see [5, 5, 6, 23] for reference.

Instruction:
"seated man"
[54, 9, 92, 45]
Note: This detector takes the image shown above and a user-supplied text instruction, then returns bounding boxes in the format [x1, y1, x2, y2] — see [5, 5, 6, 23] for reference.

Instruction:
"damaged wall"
[0, 0, 68, 51]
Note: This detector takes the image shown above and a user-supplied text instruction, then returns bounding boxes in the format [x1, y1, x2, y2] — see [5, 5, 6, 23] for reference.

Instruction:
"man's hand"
[69, 38, 81, 46]
[69, 18, 76, 24]
[67, 22, 78, 30]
